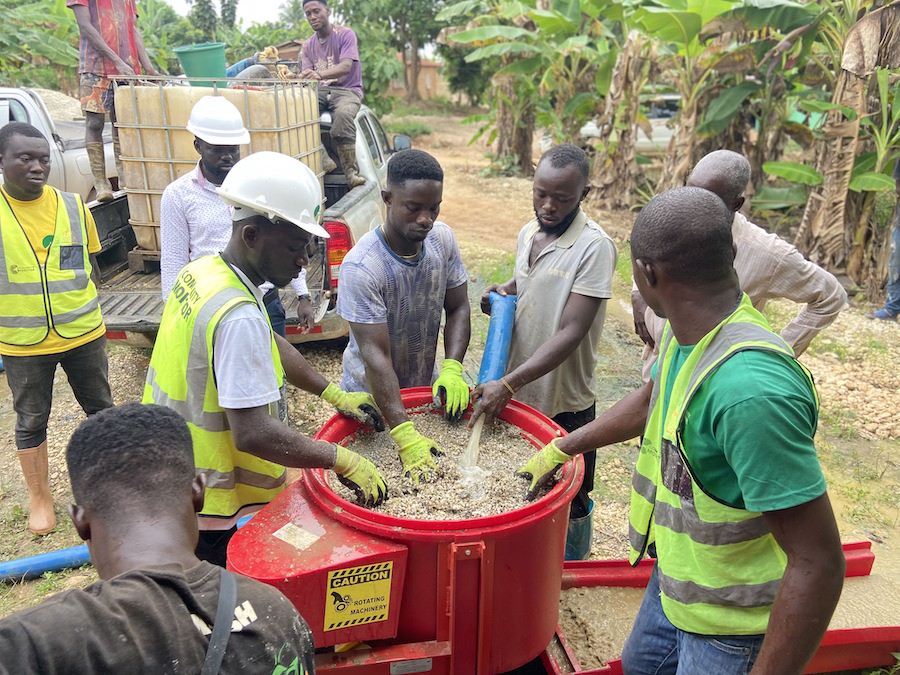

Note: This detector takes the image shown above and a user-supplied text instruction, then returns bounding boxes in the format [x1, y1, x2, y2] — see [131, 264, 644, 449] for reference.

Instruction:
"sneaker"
[865, 308, 898, 320]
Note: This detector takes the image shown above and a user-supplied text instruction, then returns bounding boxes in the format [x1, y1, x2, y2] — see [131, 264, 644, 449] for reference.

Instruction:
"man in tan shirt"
[633, 150, 847, 377]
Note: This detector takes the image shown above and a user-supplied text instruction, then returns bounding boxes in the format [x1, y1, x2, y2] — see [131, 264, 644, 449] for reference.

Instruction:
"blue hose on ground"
[0, 544, 90, 582]
[478, 292, 517, 385]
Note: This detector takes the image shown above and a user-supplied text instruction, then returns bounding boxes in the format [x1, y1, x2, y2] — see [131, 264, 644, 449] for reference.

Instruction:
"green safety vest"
[628, 294, 818, 635]
[142, 255, 288, 521]
[0, 188, 102, 346]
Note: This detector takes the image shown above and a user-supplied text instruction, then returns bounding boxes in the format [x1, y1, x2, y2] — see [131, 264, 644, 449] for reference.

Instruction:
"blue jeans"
[884, 213, 900, 315]
[621, 565, 763, 675]
[225, 57, 255, 78]
[263, 288, 287, 337]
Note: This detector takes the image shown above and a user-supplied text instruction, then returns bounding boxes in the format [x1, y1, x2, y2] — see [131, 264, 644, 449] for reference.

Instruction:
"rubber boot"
[337, 143, 366, 188]
[17, 441, 57, 536]
[564, 498, 594, 561]
[87, 142, 113, 202]
[322, 149, 338, 174]
[113, 133, 126, 190]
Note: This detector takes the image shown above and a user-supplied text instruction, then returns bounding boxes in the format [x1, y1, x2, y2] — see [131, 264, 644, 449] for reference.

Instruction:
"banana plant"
[441, 0, 619, 173]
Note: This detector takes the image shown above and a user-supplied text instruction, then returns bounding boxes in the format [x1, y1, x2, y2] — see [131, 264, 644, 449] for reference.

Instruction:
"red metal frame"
[544, 541, 899, 675]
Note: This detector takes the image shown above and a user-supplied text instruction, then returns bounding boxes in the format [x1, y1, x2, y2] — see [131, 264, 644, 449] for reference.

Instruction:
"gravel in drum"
[327, 407, 553, 519]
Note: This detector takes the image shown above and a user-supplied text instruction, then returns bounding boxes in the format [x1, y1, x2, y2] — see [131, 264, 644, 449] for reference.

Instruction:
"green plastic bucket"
[174, 42, 227, 87]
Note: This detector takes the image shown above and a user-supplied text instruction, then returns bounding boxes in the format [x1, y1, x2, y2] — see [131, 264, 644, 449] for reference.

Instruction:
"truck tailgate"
[99, 269, 165, 336]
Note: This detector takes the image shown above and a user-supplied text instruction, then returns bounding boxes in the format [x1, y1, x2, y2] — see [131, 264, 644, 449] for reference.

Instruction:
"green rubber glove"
[515, 439, 572, 500]
[321, 383, 385, 432]
[432, 358, 470, 422]
[333, 445, 387, 506]
[390, 421, 443, 484]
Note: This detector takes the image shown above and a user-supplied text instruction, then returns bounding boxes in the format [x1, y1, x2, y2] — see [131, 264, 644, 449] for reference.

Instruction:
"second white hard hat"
[186, 95, 251, 145]
[217, 151, 328, 238]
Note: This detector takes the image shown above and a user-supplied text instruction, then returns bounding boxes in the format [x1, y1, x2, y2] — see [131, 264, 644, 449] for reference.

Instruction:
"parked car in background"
[0, 87, 117, 202]
[580, 94, 681, 154]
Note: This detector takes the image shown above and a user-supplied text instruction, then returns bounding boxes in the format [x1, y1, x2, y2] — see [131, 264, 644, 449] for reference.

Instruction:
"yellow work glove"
[432, 359, 470, 422]
[516, 439, 573, 501]
[321, 383, 385, 432]
[333, 445, 387, 506]
[390, 421, 443, 484]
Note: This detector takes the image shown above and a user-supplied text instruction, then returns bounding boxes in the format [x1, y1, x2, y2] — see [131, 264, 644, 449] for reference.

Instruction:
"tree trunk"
[495, 69, 535, 177]
[588, 32, 650, 210]
[656, 93, 700, 191]
[793, 72, 864, 274]
[406, 41, 421, 102]
[795, 2, 900, 299]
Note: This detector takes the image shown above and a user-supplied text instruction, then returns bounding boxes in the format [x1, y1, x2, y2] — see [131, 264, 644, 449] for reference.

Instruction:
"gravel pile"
[327, 409, 545, 519]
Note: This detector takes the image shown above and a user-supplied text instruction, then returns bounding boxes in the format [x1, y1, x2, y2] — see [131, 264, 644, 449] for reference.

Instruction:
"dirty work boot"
[17, 441, 56, 535]
[564, 498, 594, 561]
[337, 143, 366, 188]
[322, 149, 338, 174]
[113, 133, 126, 191]
[87, 141, 113, 202]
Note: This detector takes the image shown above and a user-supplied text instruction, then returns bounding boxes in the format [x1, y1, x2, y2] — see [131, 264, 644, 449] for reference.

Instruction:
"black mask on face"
[534, 202, 581, 236]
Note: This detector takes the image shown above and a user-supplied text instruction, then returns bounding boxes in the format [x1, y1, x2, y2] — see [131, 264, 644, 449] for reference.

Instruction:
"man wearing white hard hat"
[144, 151, 388, 567]
[160, 96, 316, 336]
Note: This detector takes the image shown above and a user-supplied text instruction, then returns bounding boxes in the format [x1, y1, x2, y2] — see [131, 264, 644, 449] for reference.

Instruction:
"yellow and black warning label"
[324, 561, 393, 631]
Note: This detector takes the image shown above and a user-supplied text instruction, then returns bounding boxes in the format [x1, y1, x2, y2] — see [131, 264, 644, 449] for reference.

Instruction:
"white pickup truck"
[96, 104, 410, 345]
[0, 87, 118, 201]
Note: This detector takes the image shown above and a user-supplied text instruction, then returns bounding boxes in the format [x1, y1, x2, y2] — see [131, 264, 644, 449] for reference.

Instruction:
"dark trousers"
[196, 527, 238, 568]
[318, 87, 362, 145]
[552, 403, 596, 519]
[3, 335, 113, 448]
[263, 288, 287, 337]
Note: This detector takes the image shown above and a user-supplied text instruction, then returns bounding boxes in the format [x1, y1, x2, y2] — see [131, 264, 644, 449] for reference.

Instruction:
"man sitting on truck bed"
[300, 0, 366, 188]
[0, 122, 113, 536]
[160, 96, 314, 336]
[337, 149, 472, 484]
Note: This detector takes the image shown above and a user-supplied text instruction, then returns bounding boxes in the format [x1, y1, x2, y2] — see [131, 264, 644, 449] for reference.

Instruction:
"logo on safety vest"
[10, 264, 37, 274]
[323, 561, 392, 631]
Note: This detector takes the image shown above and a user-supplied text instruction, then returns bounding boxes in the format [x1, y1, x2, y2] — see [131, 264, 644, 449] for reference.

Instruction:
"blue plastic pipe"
[0, 544, 90, 582]
[478, 292, 518, 384]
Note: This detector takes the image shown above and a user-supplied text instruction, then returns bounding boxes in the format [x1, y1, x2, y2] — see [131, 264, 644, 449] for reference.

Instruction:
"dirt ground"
[1, 113, 898, 671]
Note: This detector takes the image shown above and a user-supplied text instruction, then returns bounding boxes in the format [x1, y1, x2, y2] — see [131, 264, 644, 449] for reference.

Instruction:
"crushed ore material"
[828, 574, 900, 629]
[558, 586, 644, 669]
[328, 408, 547, 519]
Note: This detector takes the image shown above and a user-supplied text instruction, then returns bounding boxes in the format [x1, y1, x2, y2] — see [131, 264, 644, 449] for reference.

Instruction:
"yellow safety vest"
[142, 255, 287, 521]
[0, 188, 102, 346]
[628, 294, 818, 635]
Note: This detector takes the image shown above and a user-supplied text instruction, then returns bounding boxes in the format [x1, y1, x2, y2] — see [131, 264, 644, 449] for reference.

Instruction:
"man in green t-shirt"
[516, 187, 844, 674]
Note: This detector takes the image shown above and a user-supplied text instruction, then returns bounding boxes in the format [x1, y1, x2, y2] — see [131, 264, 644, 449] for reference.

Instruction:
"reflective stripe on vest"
[0, 189, 102, 346]
[142, 255, 287, 519]
[627, 295, 818, 635]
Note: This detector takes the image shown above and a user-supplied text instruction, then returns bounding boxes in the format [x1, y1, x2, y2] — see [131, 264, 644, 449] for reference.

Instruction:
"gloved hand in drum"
[321, 383, 385, 431]
[432, 358, 470, 422]
[390, 421, 443, 484]
[516, 439, 573, 500]
[333, 445, 388, 506]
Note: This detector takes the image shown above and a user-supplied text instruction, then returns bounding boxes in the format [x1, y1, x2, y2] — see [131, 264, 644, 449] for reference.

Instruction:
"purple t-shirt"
[300, 25, 364, 99]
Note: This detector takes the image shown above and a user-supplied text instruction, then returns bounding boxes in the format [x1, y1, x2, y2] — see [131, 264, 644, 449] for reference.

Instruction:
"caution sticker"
[324, 561, 392, 631]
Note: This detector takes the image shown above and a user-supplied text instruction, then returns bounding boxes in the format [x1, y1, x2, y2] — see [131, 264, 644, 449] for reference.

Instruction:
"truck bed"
[99, 259, 338, 345]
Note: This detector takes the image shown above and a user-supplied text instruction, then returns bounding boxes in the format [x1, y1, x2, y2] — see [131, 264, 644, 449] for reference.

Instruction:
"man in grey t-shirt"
[337, 150, 471, 484]
[472, 144, 617, 559]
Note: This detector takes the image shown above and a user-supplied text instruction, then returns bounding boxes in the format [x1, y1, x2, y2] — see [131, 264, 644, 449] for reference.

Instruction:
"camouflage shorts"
[79, 73, 116, 115]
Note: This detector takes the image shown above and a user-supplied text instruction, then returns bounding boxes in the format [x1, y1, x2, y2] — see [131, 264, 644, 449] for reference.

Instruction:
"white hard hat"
[217, 151, 328, 238]
[186, 96, 251, 145]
